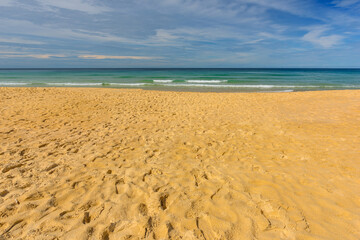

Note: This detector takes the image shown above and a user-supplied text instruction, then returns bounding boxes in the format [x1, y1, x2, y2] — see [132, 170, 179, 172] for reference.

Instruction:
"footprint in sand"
[138, 203, 148, 216]
[159, 193, 168, 210]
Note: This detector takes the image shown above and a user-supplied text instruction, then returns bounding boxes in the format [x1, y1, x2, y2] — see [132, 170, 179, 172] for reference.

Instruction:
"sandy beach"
[0, 87, 359, 240]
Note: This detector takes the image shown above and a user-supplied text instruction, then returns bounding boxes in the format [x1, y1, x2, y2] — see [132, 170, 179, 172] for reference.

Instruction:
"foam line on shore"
[153, 79, 174, 83]
[186, 80, 228, 83]
[0, 82, 30, 85]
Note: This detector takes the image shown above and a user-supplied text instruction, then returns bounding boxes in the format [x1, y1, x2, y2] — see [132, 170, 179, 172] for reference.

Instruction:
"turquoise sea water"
[0, 68, 360, 92]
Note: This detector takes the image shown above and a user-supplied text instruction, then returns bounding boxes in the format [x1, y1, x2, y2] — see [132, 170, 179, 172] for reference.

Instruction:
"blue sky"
[0, 0, 360, 67]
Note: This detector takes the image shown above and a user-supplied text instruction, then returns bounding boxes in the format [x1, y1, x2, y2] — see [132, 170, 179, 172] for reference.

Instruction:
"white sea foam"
[164, 84, 306, 88]
[186, 80, 227, 83]
[0, 82, 29, 85]
[153, 80, 174, 83]
[109, 83, 147, 86]
[37, 82, 148, 87]
[323, 85, 359, 88]
[267, 90, 294, 92]
[50, 82, 103, 86]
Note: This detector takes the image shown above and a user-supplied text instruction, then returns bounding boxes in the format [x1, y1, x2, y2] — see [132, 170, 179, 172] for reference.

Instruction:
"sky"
[0, 0, 360, 68]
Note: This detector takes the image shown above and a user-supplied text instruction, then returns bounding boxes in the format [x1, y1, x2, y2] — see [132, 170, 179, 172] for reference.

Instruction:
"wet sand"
[0, 87, 359, 240]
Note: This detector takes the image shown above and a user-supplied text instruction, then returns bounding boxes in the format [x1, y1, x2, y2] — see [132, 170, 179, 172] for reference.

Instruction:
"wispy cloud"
[151, 27, 258, 44]
[0, 18, 134, 43]
[0, 50, 26, 54]
[0, 37, 43, 45]
[302, 26, 343, 48]
[36, 0, 110, 14]
[79, 55, 157, 60]
[0, 18, 259, 48]
[258, 32, 289, 41]
[332, 0, 360, 7]
[0, 54, 66, 58]
[0, 50, 159, 60]
[150, 0, 316, 20]
[242, 0, 311, 17]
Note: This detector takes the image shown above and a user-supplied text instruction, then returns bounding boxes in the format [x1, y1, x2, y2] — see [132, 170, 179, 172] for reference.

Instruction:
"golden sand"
[0, 87, 359, 240]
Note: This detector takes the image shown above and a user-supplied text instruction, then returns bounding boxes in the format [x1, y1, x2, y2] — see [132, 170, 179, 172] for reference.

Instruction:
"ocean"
[0, 68, 359, 92]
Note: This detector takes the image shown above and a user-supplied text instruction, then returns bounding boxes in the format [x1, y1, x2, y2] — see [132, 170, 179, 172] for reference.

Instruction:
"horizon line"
[1, 67, 360, 70]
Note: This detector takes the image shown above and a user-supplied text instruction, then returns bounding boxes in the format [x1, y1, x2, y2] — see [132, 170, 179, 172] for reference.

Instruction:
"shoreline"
[0, 87, 359, 239]
[1, 86, 360, 93]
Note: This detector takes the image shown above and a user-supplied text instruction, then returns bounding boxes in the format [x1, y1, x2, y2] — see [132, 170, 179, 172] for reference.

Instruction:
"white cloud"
[302, 26, 343, 48]
[36, 0, 109, 14]
[242, 0, 307, 16]
[151, 27, 254, 43]
[141, 0, 266, 25]
[152, 0, 314, 19]
[0, 18, 262, 48]
[0, 37, 43, 45]
[0, 51, 157, 60]
[0, 54, 66, 58]
[332, 0, 360, 7]
[0, 18, 135, 43]
[258, 32, 289, 41]
[0, 50, 24, 54]
[79, 55, 157, 60]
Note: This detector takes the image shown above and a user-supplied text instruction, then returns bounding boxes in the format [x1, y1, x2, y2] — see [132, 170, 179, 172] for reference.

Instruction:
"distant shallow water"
[0, 68, 359, 92]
